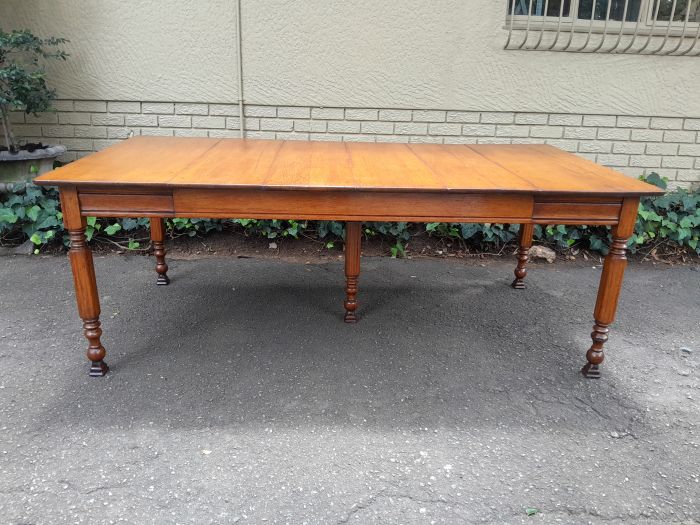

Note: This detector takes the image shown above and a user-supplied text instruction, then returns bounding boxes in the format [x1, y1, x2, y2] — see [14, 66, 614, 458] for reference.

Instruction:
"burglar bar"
[504, 0, 700, 55]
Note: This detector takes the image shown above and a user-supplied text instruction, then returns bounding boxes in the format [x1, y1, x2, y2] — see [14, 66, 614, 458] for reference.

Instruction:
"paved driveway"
[0, 255, 698, 524]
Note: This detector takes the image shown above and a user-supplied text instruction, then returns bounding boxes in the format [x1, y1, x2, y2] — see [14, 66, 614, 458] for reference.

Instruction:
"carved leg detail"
[344, 221, 362, 323]
[67, 227, 109, 377]
[582, 323, 608, 379]
[511, 223, 534, 289]
[581, 236, 629, 379]
[151, 218, 169, 285]
[84, 318, 109, 377]
[580, 198, 638, 379]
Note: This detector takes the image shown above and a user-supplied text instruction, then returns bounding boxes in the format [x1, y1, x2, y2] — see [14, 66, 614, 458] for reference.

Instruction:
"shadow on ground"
[1, 255, 698, 524]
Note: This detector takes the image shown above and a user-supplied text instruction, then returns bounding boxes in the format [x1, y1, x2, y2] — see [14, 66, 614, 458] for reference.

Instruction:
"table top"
[34, 136, 663, 196]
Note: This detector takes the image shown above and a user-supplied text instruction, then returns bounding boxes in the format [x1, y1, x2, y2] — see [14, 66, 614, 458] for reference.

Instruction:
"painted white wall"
[2, 0, 699, 117]
[1, 0, 239, 103]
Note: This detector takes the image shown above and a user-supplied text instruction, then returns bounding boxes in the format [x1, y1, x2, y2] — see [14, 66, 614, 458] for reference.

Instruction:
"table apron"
[76, 187, 626, 225]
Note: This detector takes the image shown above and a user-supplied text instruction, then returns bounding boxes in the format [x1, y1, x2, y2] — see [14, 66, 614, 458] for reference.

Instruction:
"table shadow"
[39, 258, 643, 433]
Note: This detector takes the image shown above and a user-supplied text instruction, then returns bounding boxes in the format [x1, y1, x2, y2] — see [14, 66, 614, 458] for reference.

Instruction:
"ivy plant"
[0, 174, 698, 257]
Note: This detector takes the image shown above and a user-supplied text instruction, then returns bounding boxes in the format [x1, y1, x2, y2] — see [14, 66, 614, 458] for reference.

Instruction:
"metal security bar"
[504, 0, 700, 54]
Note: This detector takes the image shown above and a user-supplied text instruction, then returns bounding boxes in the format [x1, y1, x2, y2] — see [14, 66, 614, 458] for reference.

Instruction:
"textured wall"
[0, 0, 238, 102]
[1, 0, 699, 117]
[10, 101, 700, 189]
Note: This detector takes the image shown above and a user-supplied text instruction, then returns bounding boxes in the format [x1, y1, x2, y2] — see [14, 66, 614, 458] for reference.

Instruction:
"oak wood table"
[34, 137, 663, 378]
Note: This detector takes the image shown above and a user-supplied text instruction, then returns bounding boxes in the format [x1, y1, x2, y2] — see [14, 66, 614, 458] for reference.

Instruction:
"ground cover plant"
[0, 173, 698, 259]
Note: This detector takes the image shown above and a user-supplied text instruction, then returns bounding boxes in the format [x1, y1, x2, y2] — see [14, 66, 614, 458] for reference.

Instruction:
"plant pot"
[0, 145, 66, 193]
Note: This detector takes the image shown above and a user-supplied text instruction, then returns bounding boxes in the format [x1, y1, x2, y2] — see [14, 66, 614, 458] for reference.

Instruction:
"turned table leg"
[511, 223, 534, 289]
[60, 188, 109, 377]
[343, 221, 362, 323]
[582, 198, 639, 379]
[150, 218, 170, 285]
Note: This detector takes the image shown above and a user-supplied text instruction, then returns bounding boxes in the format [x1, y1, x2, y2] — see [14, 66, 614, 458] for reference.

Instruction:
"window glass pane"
[577, 0, 642, 21]
[509, 0, 572, 16]
[653, 0, 700, 22]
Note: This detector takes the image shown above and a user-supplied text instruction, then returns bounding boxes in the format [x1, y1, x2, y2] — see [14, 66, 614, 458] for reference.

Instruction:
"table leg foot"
[84, 317, 109, 377]
[511, 278, 526, 290]
[581, 363, 601, 379]
[89, 360, 110, 377]
[156, 273, 170, 286]
[344, 310, 358, 323]
[511, 224, 533, 290]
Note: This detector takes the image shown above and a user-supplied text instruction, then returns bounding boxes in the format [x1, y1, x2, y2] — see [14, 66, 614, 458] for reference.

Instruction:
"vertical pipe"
[235, 0, 245, 138]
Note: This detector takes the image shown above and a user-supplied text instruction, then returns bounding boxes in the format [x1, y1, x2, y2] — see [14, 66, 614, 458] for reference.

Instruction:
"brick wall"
[10, 100, 700, 189]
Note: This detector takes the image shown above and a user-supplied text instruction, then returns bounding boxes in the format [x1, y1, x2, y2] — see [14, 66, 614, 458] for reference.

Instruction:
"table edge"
[33, 180, 665, 197]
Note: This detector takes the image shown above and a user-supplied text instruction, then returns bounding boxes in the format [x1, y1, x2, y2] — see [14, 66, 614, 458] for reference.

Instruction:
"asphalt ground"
[1, 254, 698, 524]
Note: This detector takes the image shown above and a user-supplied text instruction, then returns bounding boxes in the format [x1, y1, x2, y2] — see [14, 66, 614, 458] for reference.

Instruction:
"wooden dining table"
[34, 136, 663, 379]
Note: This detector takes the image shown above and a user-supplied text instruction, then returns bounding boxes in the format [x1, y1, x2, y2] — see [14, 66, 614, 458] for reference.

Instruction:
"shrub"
[0, 173, 698, 257]
[0, 29, 68, 152]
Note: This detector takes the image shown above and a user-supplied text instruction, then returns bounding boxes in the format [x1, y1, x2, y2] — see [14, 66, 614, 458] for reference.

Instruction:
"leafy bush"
[0, 173, 698, 257]
[0, 29, 68, 151]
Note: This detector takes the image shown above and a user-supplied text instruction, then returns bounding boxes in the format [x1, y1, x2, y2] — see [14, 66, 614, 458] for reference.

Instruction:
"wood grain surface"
[34, 137, 664, 197]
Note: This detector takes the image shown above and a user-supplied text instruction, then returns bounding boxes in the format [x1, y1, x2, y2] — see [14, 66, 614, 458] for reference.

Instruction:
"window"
[510, 0, 572, 17]
[508, 0, 700, 22]
[653, 0, 700, 22]
[578, 0, 642, 21]
[505, 0, 700, 54]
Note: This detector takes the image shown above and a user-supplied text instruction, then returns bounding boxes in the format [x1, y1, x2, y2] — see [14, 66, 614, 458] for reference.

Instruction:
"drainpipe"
[235, 0, 245, 138]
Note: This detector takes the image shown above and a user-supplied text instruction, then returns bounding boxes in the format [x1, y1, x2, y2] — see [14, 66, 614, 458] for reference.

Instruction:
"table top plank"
[51, 137, 219, 186]
[345, 142, 444, 191]
[265, 140, 355, 189]
[168, 138, 284, 188]
[468, 144, 651, 194]
[408, 143, 539, 192]
[34, 136, 663, 196]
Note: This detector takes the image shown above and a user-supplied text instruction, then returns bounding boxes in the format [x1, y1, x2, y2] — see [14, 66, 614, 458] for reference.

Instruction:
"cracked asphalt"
[0, 254, 699, 524]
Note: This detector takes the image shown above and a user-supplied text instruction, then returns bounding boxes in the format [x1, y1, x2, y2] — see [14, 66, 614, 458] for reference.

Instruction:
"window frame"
[506, 0, 700, 35]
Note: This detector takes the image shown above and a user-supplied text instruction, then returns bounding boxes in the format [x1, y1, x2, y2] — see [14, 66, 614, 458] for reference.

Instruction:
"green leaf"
[26, 205, 40, 221]
[24, 185, 42, 199]
[525, 508, 539, 516]
[127, 240, 140, 250]
[29, 232, 42, 245]
[0, 207, 18, 224]
[86, 216, 97, 227]
[390, 240, 406, 258]
[643, 172, 667, 190]
[104, 223, 122, 235]
[36, 215, 59, 229]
